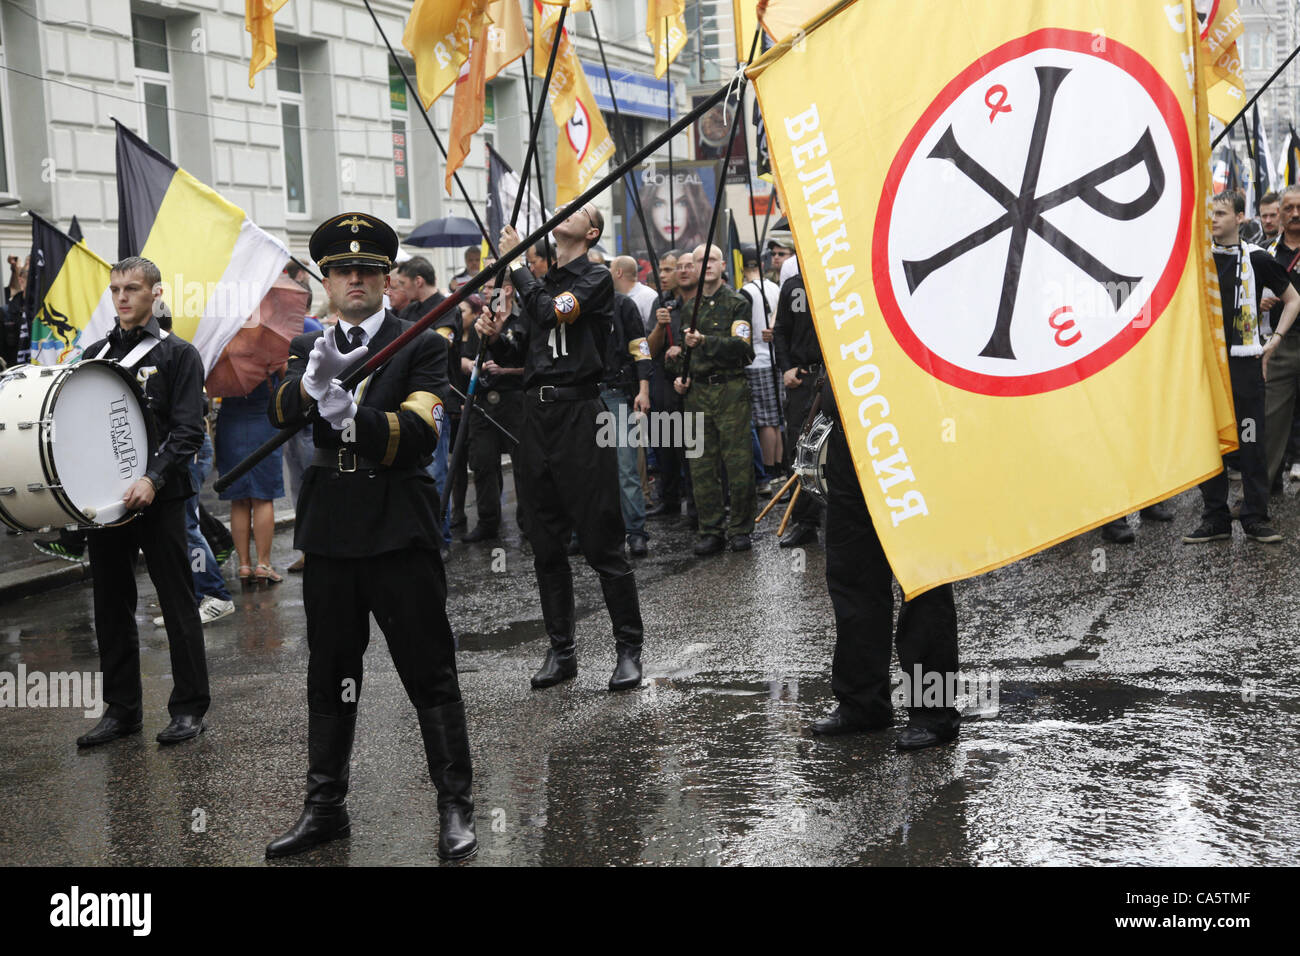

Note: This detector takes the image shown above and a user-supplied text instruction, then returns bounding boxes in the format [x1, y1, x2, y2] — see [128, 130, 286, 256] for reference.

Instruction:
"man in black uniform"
[772, 252, 824, 548]
[602, 288, 652, 556]
[75, 256, 210, 747]
[811, 376, 962, 750]
[492, 204, 645, 691]
[265, 212, 476, 861]
[646, 251, 696, 518]
[462, 266, 526, 542]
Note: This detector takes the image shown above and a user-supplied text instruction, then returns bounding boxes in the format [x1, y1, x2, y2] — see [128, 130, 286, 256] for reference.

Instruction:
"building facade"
[0, 0, 718, 294]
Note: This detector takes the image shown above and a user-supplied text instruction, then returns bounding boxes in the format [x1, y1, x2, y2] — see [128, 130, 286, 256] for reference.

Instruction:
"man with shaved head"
[611, 254, 659, 332]
[666, 243, 757, 555]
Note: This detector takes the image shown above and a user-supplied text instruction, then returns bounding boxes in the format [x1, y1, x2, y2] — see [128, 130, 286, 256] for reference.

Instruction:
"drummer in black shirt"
[76, 256, 210, 747]
[491, 204, 646, 691]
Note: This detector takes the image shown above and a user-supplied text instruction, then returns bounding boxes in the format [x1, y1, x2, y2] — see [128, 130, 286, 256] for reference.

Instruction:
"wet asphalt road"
[1, 479, 1298, 867]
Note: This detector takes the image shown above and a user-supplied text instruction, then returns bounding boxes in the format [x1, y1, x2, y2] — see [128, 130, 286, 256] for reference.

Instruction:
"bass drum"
[794, 412, 834, 504]
[0, 359, 150, 532]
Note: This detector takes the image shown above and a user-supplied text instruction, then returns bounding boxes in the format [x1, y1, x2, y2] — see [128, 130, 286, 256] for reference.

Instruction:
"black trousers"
[449, 412, 469, 521]
[785, 377, 824, 527]
[650, 364, 690, 506]
[516, 396, 629, 581]
[86, 495, 209, 721]
[467, 390, 524, 532]
[1200, 356, 1268, 526]
[302, 547, 460, 716]
[823, 425, 959, 730]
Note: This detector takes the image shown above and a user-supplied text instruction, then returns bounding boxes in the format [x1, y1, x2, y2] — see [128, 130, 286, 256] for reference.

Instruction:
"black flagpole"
[361, 0, 498, 256]
[1211, 39, 1300, 148]
[681, 85, 752, 388]
[736, 86, 784, 429]
[681, 26, 764, 388]
[439, 4, 568, 520]
[216, 78, 735, 494]
[518, 54, 554, 267]
[589, 6, 662, 295]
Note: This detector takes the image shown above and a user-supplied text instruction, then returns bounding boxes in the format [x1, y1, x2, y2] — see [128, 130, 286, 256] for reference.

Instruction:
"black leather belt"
[529, 384, 600, 403]
[311, 448, 383, 472]
[699, 371, 745, 385]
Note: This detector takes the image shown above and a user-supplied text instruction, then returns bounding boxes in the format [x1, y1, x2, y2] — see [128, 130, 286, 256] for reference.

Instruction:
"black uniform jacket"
[603, 292, 652, 392]
[511, 254, 613, 388]
[269, 311, 449, 558]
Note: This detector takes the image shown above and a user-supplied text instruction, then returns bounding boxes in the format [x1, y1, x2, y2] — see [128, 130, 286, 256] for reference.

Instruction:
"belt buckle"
[337, 448, 357, 473]
[538, 385, 557, 403]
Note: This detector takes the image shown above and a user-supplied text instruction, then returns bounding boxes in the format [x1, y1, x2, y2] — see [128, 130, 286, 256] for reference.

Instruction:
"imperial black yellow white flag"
[81, 122, 290, 374]
[750, 0, 1233, 597]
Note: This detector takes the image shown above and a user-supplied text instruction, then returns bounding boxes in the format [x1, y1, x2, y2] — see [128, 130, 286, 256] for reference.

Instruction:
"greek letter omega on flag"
[749, 0, 1233, 598]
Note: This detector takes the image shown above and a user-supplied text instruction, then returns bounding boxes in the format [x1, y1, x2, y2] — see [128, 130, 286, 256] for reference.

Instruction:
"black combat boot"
[531, 571, 577, 688]
[266, 712, 356, 858]
[416, 701, 478, 861]
[601, 571, 644, 691]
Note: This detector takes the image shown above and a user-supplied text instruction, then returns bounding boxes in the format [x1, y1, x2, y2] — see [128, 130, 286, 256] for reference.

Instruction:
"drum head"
[50, 362, 148, 523]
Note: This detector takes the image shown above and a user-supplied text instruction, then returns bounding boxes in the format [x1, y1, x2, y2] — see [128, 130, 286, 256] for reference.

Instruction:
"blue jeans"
[752, 426, 767, 483]
[602, 389, 647, 541]
[428, 416, 452, 546]
[187, 434, 231, 602]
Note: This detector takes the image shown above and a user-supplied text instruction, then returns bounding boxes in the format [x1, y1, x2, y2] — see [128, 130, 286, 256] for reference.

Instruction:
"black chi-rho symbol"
[902, 65, 1165, 361]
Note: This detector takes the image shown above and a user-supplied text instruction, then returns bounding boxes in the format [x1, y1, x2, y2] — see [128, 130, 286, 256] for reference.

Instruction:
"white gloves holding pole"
[303, 330, 368, 431]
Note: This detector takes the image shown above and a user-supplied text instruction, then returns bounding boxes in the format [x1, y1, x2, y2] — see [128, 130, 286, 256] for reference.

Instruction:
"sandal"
[255, 563, 283, 585]
[238, 565, 254, 587]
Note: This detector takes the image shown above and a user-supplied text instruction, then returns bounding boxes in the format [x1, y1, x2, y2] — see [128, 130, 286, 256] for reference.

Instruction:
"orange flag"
[246, 0, 289, 88]
[445, 40, 489, 195]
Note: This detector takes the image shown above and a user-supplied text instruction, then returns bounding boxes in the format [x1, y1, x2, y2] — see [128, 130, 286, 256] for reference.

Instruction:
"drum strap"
[91, 329, 170, 370]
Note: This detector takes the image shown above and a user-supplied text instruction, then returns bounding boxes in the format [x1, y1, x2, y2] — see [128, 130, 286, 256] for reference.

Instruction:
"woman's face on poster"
[651, 192, 691, 243]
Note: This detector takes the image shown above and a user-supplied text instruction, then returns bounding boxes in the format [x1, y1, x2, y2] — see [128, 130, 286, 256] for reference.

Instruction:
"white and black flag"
[486, 143, 548, 245]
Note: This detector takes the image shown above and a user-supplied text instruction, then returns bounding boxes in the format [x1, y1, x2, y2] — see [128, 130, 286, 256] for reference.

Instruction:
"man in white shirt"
[611, 255, 660, 332]
[740, 248, 783, 490]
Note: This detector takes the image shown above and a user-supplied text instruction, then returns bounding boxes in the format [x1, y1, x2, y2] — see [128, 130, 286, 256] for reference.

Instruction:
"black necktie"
[339, 326, 364, 353]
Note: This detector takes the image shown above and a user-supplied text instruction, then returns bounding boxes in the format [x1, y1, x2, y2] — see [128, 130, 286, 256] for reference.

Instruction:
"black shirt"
[81, 315, 205, 501]
[773, 273, 821, 371]
[511, 254, 613, 388]
[399, 291, 445, 324]
[472, 306, 527, 391]
[1212, 245, 1292, 349]
[603, 292, 651, 392]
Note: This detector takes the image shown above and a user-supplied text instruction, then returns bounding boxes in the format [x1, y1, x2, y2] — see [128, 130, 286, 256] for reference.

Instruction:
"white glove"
[303, 331, 367, 400]
[316, 380, 357, 431]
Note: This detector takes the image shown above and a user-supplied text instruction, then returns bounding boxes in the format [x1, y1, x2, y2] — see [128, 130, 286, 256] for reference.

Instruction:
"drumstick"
[776, 484, 802, 537]
[755, 472, 800, 524]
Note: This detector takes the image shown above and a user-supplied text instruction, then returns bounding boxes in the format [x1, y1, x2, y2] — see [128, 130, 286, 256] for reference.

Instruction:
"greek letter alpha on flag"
[749, 0, 1234, 598]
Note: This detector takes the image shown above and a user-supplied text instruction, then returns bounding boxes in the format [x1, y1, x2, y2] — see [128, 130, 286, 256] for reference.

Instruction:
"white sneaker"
[198, 596, 235, 625]
[1289, 462, 1300, 482]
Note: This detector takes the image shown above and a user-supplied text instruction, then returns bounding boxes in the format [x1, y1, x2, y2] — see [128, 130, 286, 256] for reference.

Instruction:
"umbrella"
[404, 216, 484, 248]
[205, 275, 310, 398]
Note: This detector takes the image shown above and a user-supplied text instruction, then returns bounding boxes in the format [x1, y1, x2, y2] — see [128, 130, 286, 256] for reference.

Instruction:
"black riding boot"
[416, 701, 478, 861]
[531, 571, 577, 688]
[266, 712, 356, 858]
[601, 571, 644, 691]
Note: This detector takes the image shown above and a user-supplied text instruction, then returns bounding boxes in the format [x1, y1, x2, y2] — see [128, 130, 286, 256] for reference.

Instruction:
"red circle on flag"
[871, 29, 1194, 396]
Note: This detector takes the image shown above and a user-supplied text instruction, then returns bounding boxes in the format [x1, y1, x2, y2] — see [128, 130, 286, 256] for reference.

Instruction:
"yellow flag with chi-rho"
[750, 0, 1233, 597]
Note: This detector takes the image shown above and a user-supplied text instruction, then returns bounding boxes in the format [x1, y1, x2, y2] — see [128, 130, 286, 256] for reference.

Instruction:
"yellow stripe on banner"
[381, 411, 401, 466]
[41, 241, 111, 360]
[139, 168, 243, 344]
